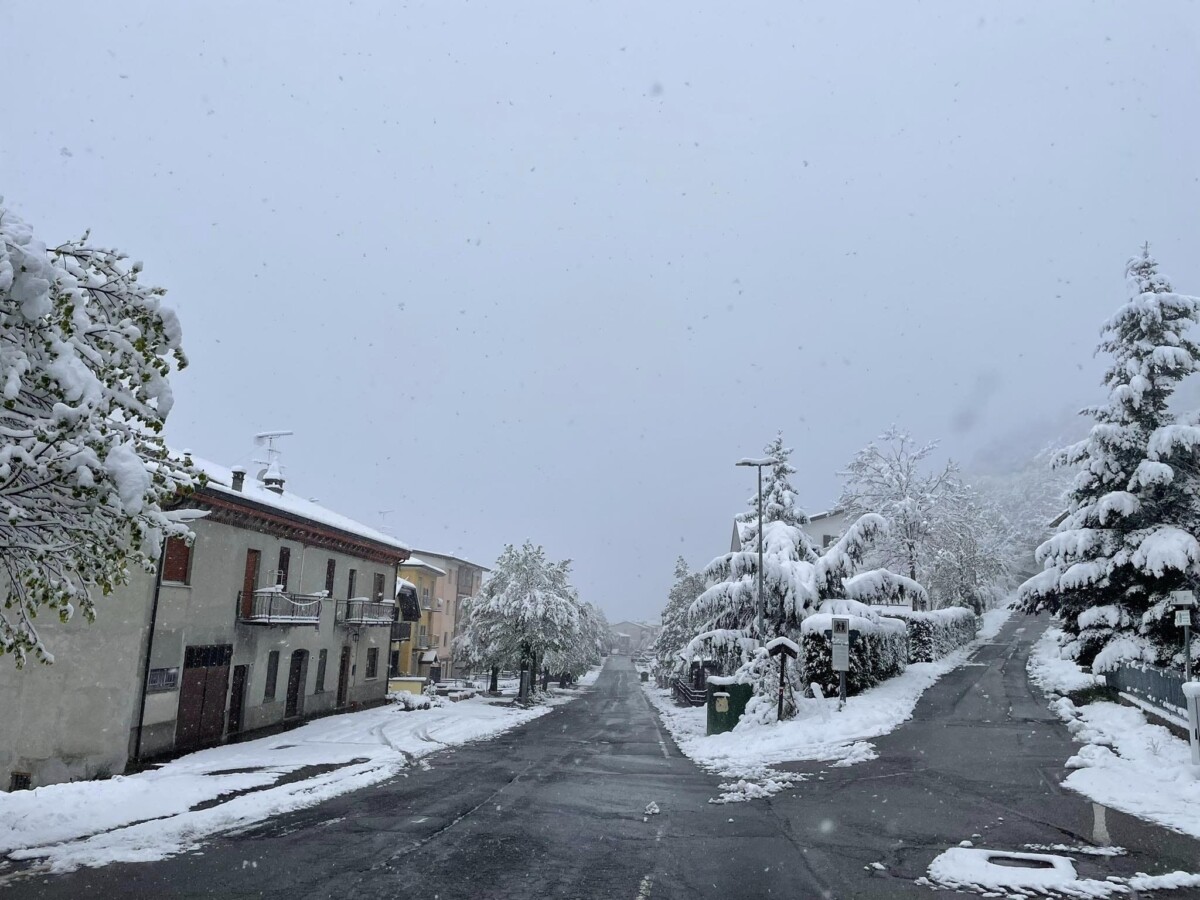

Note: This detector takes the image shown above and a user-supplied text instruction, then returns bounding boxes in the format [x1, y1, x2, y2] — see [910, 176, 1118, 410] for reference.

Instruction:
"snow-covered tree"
[0, 202, 196, 667]
[926, 493, 1014, 613]
[839, 426, 967, 585]
[454, 541, 594, 692]
[1019, 247, 1200, 670]
[688, 434, 926, 670]
[652, 557, 706, 677]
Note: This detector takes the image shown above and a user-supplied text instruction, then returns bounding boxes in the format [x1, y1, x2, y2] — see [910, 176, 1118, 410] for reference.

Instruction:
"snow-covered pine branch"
[1018, 246, 1200, 670]
[0, 201, 197, 667]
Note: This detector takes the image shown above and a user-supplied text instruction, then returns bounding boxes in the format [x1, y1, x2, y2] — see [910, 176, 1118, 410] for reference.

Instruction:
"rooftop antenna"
[253, 430, 294, 480]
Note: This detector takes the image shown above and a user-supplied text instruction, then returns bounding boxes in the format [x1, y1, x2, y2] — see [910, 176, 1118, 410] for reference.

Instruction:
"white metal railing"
[237, 588, 324, 625]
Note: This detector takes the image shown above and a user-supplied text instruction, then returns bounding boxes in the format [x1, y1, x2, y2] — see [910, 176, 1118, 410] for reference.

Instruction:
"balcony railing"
[237, 589, 324, 625]
[391, 621, 412, 642]
[337, 598, 396, 626]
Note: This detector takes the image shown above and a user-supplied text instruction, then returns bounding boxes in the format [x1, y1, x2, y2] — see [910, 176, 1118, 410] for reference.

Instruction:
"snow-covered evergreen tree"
[1019, 247, 1200, 670]
[688, 434, 926, 670]
[652, 557, 706, 677]
[838, 426, 966, 585]
[0, 202, 196, 667]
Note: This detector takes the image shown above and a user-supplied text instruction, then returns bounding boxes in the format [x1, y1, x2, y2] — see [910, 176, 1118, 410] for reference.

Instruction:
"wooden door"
[176, 666, 208, 750]
[336, 646, 351, 707]
[285, 650, 306, 718]
[200, 662, 230, 743]
[241, 549, 261, 618]
[228, 665, 248, 734]
[175, 645, 233, 750]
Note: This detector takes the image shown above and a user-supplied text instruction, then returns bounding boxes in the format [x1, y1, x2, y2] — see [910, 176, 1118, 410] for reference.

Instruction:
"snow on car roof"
[184, 454, 409, 552]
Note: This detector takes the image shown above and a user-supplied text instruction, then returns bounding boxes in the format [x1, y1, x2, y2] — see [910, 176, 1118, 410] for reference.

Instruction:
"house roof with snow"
[399, 556, 448, 576]
[181, 454, 410, 565]
[409, 549, 491, 572]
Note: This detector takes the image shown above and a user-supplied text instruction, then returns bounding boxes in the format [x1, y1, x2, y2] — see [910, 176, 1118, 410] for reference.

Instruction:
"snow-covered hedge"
[800, 603, 907, 696]
[876, 607, 978, 662]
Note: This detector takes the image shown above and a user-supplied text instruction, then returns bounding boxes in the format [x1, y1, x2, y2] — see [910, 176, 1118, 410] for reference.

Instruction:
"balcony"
[237, 588, 324, 625]
[337, 598, 396, 626]
[390, 621, 412, 642]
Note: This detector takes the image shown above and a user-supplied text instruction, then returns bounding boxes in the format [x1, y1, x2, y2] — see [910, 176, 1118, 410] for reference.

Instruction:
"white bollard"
[1182, 682, 1200, 766]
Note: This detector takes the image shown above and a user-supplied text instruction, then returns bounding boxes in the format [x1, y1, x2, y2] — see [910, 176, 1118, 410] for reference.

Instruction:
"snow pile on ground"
[1027, 624, 1200, 839]
[576, 664, 603, 687]
[924, 846, 1200, 898]
[1, 691, 573, 872]
[1028, 626, 1103, 696]
[644, 608, 1013, 801]
[1053, 697, 1200, 840]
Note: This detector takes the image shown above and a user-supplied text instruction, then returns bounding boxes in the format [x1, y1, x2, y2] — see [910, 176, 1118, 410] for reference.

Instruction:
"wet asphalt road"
[7, 614, 1200, 899]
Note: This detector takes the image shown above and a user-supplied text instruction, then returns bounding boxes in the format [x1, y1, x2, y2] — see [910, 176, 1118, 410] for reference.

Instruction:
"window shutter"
[325, 559, 336, 595]
[163, 537, 191, 584]
[277, 547, 291, 590]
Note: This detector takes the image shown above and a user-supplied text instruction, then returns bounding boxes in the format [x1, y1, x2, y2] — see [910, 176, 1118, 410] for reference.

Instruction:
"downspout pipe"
[133, 546, 166, 765]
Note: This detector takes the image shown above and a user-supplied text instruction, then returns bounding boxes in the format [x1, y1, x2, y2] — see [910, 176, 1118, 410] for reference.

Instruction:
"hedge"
[876, 607, 977, 662]
[800, 613, 908, 697]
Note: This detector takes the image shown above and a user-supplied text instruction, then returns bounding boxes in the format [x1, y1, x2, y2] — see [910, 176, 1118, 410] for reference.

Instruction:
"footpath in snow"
[0, 667, 601, 873]
[1028, 627, 1200, 841]
[644, 608, 1012, 802]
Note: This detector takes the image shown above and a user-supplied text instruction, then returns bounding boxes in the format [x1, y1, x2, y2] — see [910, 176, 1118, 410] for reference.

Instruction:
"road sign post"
[1173, 591, 1196, 683]
[831, 616, 851, 710]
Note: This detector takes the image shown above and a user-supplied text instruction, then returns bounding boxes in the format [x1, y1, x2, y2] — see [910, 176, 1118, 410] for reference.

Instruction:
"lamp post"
[1172, 590, 1196, 682]
[736, 457, 774, 640]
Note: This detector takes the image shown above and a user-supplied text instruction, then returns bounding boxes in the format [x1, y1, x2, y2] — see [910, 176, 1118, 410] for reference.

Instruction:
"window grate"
[9, 772, 31, 792]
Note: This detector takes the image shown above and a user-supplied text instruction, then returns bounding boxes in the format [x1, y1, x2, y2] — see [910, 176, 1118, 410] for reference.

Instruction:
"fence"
[1104, 665, 1188, 718]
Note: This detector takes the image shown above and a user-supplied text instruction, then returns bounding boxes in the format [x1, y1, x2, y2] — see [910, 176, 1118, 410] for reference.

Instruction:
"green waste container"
[706, 680, 752, 735]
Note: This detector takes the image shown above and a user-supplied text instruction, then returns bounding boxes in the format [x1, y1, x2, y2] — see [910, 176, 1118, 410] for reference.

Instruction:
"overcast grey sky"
[3, 2, 1199, 624]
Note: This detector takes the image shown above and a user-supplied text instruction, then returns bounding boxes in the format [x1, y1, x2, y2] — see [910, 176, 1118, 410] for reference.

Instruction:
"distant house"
[609, 621, 661, 655]
[729, 508, 853, 553]
[0, 453, 409, 791]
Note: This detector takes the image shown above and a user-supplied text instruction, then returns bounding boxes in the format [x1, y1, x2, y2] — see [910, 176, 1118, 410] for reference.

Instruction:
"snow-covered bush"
[393, 691, 433, 711]
[878, 607, 978, 662]
[725, 641, 803, 728]
[0, 202, 197, 666]
[800, 602, 907, 696]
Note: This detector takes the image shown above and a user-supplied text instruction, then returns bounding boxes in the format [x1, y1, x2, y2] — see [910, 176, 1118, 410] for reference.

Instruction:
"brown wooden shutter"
[325, 559, 336, 596]
[277, 547, 291, 590]
[162, 537, 191, 584]
[241, 549, 261, 618]
[347, 568, 357, 599]
[373, 572, 385, 600]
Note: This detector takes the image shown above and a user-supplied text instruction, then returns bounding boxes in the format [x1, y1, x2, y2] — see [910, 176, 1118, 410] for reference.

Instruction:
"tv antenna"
[254, 430, 293, 479]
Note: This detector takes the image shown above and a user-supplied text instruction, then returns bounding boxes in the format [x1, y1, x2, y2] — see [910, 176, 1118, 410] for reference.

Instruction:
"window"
[421, 585, 431, 607]
[315, 649, 328, 693]
[418, 624, 428, 646]
[373, 572, 385, 600]
[366, 647, 379, 679]
[325, 559, 336, 596]
[162, 536, 192, 584]
[264, 650, 280, 701]
[389, 649, 400, 677]
[146, 667, 179, 693]
[277, 547, 291, 590]
[347, 568, 357, 599]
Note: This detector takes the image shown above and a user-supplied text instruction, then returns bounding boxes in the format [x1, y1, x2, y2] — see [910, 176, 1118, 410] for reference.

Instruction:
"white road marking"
[657, 740, 670, 759]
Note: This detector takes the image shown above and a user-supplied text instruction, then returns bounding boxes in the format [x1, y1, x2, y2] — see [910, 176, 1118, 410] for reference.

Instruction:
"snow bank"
[1, 690, 579, 871]
[1028, 626, 1102, 696]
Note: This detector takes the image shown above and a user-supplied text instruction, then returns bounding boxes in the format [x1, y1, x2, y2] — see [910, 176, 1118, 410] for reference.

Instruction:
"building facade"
[393, 557, 446, 679]
[0, 455, 409, 790]
[405, 550, 488, 679]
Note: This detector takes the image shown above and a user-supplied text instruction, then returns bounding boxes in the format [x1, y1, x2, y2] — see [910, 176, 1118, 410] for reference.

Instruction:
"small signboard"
[832, 642, 850, 672]
[831, 616, 850, 645]
[766, 637, 799, 659]
[1178, 609, 1193, 627]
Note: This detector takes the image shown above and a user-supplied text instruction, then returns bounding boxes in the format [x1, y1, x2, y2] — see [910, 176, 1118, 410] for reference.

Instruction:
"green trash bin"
[706, 679, 752, 735]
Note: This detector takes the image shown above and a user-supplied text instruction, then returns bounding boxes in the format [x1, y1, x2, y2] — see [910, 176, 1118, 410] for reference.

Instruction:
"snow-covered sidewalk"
[1, 672, 598, 873]
[645, 608, 1012, 802]
[1029, 628, 1200, 840]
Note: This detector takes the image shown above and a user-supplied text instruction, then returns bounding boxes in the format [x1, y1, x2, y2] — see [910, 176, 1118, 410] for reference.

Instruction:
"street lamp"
[736, 457, 774, 640]
[1172, 590, 1196, 682]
